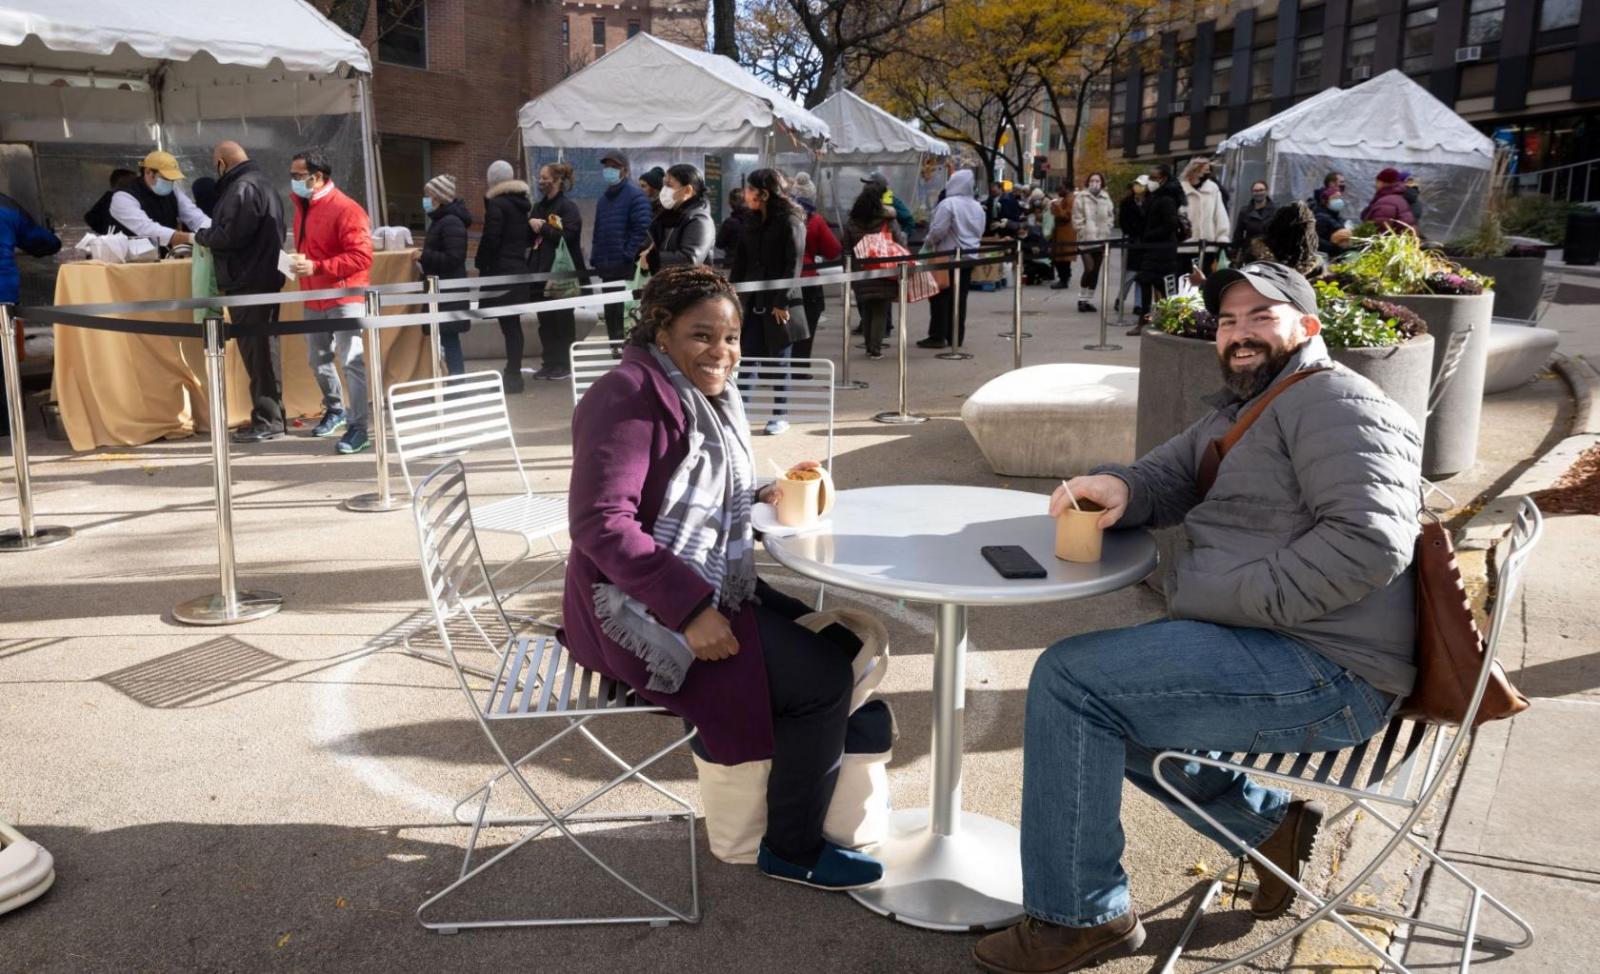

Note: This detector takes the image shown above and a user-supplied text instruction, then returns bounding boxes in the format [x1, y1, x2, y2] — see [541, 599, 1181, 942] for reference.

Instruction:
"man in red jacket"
[288, 148, 374, 454]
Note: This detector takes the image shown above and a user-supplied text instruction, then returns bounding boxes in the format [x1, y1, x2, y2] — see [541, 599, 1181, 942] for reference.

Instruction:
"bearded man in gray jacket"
[976, 262, 1422, 974]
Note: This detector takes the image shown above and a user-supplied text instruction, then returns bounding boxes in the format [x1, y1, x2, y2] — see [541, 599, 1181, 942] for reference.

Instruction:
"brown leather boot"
[1250, 799, 1326, 919]
[973, 910, 1145, 974]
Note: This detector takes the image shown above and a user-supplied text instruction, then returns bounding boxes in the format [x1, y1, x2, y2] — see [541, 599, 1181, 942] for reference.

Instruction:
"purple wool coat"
[559, 346, 774, 765]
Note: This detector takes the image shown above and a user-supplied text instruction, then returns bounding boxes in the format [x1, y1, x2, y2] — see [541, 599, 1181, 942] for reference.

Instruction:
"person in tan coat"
[1049, 188, 1076, 290]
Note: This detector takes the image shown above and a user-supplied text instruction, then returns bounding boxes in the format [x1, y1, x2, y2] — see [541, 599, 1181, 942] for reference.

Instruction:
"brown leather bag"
[1399, 516, 1529, 726]
[1194, 367, 1528, 727]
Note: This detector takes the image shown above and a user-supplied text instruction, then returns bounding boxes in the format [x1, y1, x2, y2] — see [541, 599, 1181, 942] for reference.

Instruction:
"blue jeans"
[1022, 620, 1395, 928]
[302, 303, 368, 427]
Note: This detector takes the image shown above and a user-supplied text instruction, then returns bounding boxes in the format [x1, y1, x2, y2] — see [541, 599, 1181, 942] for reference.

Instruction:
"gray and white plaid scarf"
[592, 347, 757, 693]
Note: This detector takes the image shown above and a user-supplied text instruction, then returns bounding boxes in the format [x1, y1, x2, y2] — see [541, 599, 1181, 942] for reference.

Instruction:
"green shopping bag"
[622, 263, 649, 333]
[191, 244, 223, 324]
[1214, 247, 1231, 271]
[546, 238, 582, 299]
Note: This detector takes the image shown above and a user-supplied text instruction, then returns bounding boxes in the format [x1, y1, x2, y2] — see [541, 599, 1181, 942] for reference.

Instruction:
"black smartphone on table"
[981, 545, 1046, 580]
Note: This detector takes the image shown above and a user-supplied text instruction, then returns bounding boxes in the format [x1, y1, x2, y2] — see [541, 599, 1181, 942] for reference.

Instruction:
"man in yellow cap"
[108, 149, 211, 253]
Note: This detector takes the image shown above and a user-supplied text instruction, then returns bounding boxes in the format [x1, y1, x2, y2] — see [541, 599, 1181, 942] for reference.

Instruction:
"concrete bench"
[1484, 323, 1559, 395]
[961, 364, 1139, 478]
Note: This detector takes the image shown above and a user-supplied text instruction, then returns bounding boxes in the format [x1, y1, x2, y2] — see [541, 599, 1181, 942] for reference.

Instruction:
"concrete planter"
[1457, 256, 1544, 321]
[1386, 291, 1495, 480]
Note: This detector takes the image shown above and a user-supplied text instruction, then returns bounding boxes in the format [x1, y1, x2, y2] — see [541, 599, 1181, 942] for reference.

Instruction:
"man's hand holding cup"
[1050, 474, 1128, 530]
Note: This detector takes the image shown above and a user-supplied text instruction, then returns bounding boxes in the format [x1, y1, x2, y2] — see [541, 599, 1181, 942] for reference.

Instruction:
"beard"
[1218, 339, 1296, 399]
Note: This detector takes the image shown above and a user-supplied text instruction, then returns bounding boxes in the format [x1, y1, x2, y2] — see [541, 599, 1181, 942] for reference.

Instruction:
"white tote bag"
[694, 608, 896, 865]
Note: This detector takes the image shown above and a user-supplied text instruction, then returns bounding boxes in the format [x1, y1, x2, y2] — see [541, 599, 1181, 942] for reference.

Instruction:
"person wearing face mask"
[527, 162, 589, 382]
[730, 169, 808, 435]
[1232, 181, 1278, 263]
[108, 150, 211, 254]
[640, 166, 666, 218]
[590, 149, 654, 343]
[287, 147, 374, 453]
[476, 160, 534, 392]
[1070, 172, 1115, 313]
[418, 174, 474, 376]
[193, 141, 288, 443]
[563, 264, 883, 894]
[1311, 187, 1351, 257]
[641, 163, 716, 274]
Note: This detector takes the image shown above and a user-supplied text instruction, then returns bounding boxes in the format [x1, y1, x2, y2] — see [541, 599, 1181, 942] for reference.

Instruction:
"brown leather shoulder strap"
[1217, 366, 1332, 457]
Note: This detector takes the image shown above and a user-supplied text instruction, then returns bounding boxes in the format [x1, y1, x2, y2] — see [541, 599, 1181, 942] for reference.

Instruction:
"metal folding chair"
[409, 460, 700, 934]
[1154, 498, 1542, 974]
[388, 370, 567, 601]
[1421, 326, 1475, 509]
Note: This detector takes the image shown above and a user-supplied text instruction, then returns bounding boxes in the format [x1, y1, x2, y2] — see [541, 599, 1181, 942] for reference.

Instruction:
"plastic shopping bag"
[191, 244, 223, 324]
[546, 239, 582, 299]
[621, 263, 649, 333]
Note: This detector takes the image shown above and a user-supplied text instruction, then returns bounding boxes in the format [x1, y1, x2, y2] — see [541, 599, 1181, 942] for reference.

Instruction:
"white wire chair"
[1421, 326, 1477, 510]
[1154, 497, 1542, 974]
[388, 370, 567, 603]
[409, 459, 700, 934]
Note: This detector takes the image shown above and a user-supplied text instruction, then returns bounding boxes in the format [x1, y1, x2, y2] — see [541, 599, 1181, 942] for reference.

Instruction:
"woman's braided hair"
[627, 264, 742, 348]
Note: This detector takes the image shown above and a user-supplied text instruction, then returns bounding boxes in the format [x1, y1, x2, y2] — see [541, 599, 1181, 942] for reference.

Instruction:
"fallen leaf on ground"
[335, 897, 348, 909]
[1187, 860, 1210, 877]
[275, 933, 291, 949]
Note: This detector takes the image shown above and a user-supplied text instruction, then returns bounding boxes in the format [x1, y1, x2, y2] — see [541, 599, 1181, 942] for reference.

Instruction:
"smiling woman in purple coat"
[561, 264, 884, 892]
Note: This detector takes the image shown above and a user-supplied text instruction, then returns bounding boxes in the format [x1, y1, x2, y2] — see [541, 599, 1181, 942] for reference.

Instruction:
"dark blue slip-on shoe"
[757, 841, 884, 891]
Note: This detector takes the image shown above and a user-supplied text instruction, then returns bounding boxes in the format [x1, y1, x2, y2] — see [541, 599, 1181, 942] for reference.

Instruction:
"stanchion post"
[872, 261, 926, 426]
[935, 249, 973, 361]
[172, 316, 282, 624]
[0, 306, 72, 551]
[1085, 241, 1122, 352]
[424, 275, 443, 377]
[835, 254, 866, 390]
[1012, 237, 1024, 370]
[344, 290, 402, 513]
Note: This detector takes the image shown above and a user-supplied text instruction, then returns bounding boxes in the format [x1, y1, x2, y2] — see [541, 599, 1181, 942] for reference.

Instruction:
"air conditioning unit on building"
[1456, 45, 1483, 63]
[1206, 93, 1224, 107]
[1169, 101, 1188, 115]
[1351, 65, 1373, 80]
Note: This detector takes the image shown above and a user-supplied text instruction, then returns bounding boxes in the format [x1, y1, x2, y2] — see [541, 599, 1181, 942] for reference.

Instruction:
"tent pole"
[357, 74, 382, 224]
[151, 63, 168, 151]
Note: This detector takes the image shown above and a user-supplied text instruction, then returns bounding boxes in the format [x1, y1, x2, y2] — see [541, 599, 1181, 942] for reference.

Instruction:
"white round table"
[765, 485, 1157, 931]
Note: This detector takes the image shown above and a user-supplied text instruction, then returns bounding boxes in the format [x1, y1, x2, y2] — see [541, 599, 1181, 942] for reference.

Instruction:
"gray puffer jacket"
[1095, 336, 1423, 696]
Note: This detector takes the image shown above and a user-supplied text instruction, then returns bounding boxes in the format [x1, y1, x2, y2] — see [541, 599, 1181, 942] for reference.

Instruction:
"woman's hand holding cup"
[1050, 474, 1128, 529]
[685, 605, 739, 662]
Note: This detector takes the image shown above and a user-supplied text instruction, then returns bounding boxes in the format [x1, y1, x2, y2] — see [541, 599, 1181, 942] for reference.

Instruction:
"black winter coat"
[730, 203, 808, 353]
[1140, 180, 1189, 278]
[1119, 194, 1147, 270]
[1233, 197, 1278, 256]
[420, 198, 473, 333]
[193, 160, 287, 294]
[645, 195, 715, 272]
[1309, 194, 1348, 257]
[476, 181, 533, 276]
[528, 191, 589, 296]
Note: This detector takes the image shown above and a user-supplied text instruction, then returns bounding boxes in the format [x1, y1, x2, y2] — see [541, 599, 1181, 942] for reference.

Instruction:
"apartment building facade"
[1109, 0, 1600, 185]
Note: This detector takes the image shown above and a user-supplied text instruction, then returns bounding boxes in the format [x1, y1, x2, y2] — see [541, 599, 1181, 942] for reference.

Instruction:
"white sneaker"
[764, 419, 790, 436]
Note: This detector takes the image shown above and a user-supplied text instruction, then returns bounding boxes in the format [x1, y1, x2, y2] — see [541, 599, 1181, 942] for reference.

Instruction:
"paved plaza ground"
[1, 260, 1596, 972]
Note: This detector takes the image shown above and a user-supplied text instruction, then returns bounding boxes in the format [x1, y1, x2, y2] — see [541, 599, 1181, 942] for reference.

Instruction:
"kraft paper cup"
[1055, 502, 1104, 563]
[776, 469, 825, 527]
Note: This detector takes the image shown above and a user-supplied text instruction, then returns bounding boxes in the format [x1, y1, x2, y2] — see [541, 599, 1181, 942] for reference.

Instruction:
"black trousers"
[537, 308, 576, 371]
[1079, 249, 1103, 290]
[229, 301, 282, 427]
[602, 269, 630, 342]
[496, 316, 525, 374]
[793, 284, 826, 360]
[859, 299, 890, 355]
[689, 583, 856, 866]
[927, 265, 973, 346]
[1053, 259, 1074, 284]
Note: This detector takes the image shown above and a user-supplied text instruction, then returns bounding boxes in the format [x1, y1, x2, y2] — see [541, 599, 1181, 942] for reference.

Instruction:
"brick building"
[342, 0, 566, 232]
[560, 1, 708, 76]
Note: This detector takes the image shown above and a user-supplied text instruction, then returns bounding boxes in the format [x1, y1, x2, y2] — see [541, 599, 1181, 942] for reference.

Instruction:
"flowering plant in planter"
[1150, 291, 1215, 340]
[1311, 281, 1429, 349]
[1325, 228, 1493, 297]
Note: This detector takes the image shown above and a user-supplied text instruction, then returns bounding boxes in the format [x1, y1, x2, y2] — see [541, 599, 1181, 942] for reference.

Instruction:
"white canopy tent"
[517, 33, 828, 224]
[0, 0, 377, 238]
[1217, 70, 1496, 241]
[799, 89, 950, 223]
